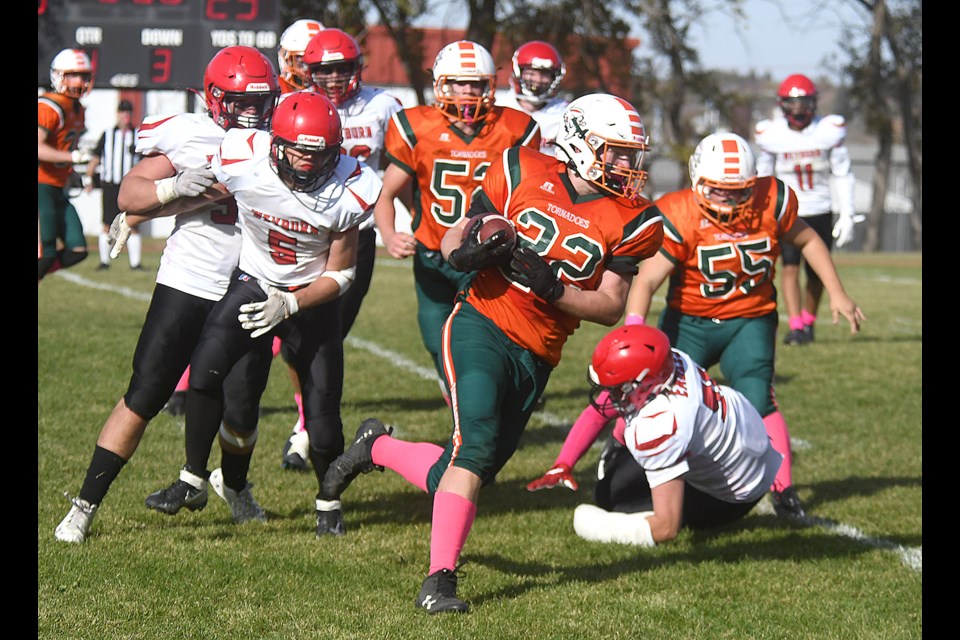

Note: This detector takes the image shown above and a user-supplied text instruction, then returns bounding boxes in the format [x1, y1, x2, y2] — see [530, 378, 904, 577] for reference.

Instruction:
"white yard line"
[51, 270, 922, 572]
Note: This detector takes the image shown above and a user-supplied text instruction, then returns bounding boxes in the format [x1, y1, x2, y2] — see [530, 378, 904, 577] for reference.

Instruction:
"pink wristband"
[625, 314, 645, 326]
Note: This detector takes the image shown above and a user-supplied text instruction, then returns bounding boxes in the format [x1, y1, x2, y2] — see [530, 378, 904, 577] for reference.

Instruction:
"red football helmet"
[203, 46, 279, 131]
[588, 325, 675, 414]
[270, 91, 343, 192]
[302, 28, 363, 106]
[777, 73, 817, 129]
[510, 41, 565, 106]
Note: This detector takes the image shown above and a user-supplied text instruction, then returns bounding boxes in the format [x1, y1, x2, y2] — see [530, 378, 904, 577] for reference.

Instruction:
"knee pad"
[124, 383, 173, 421]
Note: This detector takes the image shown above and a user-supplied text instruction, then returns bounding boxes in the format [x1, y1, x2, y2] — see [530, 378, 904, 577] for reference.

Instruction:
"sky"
[682, 1, 867, 83]
[415, 0, 868, 85]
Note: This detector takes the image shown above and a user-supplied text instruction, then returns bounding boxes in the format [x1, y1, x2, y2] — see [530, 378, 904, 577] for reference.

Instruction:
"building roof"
[358, 25, 640, 96]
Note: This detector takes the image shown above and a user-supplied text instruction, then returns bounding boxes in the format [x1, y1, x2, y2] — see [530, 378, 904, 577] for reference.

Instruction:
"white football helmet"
[50, 48, 94, 99]
[278, 19, 325, 91]
[688, 132, 757, 227]
[432, 40, 497, 125]
[555, 93, 650, 202]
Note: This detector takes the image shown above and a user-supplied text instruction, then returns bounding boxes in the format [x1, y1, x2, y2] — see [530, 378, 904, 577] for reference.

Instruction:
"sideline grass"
[38, 247, 921, 639]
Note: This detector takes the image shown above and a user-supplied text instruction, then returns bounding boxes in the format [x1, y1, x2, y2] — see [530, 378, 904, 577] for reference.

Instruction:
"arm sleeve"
[830, 145, 856, 217]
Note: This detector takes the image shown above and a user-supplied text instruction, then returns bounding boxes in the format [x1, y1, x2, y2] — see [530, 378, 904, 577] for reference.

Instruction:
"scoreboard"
[38, 0, 280, 90]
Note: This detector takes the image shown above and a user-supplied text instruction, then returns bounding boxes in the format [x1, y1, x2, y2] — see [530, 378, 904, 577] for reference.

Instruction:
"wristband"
[81, 175, 94, 188]
[155, 177, 178, 205]
[321, 266, 357, 295]
[625, 314, 645, 326]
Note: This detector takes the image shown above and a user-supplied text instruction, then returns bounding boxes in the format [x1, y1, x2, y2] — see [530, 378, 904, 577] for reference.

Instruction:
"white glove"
[155, 166, 216, 204]
[71, 149, 91, 164]
[832, 215, 857, 248]
[108, 213, 132, 259]
[238, 284, 299, 339]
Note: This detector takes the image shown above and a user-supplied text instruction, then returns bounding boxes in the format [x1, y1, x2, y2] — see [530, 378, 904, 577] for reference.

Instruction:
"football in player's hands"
[463, 213, 517, 247]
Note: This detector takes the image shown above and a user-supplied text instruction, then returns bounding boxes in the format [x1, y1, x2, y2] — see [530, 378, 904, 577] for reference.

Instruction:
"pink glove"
[625, 314, 645, 326]
[526, 464, 578, 492]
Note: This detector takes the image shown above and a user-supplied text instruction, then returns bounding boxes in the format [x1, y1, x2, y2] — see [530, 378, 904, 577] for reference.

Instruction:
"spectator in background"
[86, 99, 144, 270]
[497, 40, 570, 157]
[38, 48, 94, 281]
[755, 74, 859, 346]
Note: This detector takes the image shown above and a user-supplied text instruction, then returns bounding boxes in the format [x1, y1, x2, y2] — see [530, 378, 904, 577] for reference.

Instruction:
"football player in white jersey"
[145, 91, 382, 538]
[570, 325, 783, 547]
[496, 40, 569, 157]
[54, 46, 280, 543]
[755, 74, 858, 346]
[276, 27, 404, 472]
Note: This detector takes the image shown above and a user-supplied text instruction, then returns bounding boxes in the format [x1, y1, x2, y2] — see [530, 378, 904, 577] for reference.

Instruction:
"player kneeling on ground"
[572, 324, 784, 546]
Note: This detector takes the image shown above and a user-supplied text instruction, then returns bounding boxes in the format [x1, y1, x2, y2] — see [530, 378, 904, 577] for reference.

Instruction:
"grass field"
[38, 245, 922, 639]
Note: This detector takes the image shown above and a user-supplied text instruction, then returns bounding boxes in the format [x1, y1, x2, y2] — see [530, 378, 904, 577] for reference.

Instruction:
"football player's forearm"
[801, 240, 847, 298]
[117, 175, 166, 214]
[555, 286, 627, 326]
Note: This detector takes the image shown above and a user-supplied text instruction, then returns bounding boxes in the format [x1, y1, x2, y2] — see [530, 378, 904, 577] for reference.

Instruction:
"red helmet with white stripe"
[688, 132, 757, 228]
[510, 40, 565, 106]
[555, 93, 650, 202]
[203, 46, 279, 131]
[269, 91, 342, 192]
[303, 28, 363, 106]
[777, 73, 818, 129]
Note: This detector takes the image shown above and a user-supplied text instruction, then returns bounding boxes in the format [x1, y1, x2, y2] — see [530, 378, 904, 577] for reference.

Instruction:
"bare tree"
[841, 0, 921, 251]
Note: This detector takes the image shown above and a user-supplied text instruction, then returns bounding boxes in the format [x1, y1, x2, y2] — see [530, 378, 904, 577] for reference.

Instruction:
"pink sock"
[788, 316, 804, 331]
[175, 367, 190, 393]
[429, 491, 476, 574]
[763, 411, 793, 492]
[272, 336, 282, 358]
[371, 436, 443, 492]
[800, 309, 816, 327]
[554, 393, 618, 469]
[294, 393, 305, 433]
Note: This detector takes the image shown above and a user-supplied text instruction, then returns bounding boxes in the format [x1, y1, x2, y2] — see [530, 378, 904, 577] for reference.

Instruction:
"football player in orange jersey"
[276, 18, 325, 93]
[323, 93, 663, 613]
[38, 48, 94, 280]
[373, 40, 541, 404]
[527, 131, 865, 521]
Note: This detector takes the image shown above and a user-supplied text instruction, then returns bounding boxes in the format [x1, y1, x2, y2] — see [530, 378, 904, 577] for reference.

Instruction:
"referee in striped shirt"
[85, 100, 143, 270]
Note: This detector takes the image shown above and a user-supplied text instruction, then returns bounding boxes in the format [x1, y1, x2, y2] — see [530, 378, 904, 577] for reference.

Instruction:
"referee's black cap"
[118, 100, 134, 112]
